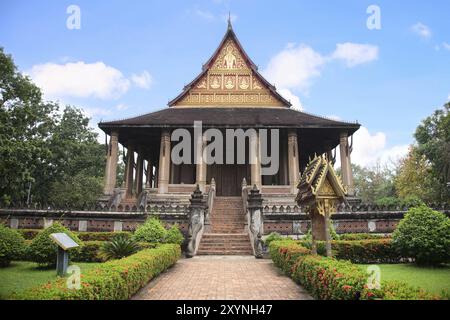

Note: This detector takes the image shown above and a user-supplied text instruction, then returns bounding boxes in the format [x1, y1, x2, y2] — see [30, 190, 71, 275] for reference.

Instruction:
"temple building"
[98, 22, 360, 254]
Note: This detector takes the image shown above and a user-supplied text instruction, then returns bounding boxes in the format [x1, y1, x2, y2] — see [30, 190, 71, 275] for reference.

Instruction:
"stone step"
[196, 250, 253, 256]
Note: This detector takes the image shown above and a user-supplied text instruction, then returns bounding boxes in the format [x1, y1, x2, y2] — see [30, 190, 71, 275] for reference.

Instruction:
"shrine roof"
[99, 107, 360, 133]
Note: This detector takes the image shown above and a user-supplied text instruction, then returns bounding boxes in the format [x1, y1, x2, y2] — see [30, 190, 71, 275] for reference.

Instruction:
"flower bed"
[269, 240, 440, 300]
[13, 244, 181, 300]
[269, 240, 310, 274]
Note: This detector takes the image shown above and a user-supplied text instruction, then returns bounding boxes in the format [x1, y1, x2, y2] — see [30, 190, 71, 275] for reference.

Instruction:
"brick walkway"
[133, 256, 312, 300]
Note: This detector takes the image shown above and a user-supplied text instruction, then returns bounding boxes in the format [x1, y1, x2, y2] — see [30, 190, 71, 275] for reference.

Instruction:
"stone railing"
[246, 185, 264, 258]
[186, 186, 207, 258]
[205, 178, 216, 230]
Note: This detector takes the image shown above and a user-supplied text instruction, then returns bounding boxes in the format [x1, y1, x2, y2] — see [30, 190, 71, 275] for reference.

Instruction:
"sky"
[1, 0, 449, 168]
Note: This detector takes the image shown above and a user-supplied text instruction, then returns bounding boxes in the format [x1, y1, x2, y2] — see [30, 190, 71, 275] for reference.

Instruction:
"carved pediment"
[169, 25, 290, 107]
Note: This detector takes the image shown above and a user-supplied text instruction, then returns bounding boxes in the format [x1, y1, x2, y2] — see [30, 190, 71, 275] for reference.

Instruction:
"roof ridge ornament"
[227, 12, 232, 30]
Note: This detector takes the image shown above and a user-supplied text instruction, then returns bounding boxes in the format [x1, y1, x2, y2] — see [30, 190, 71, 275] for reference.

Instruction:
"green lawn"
[0, 261, 102, 299]
[358, 263, 450, 296]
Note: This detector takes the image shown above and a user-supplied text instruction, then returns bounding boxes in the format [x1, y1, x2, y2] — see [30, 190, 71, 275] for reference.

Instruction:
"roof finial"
[227, 11, 232, 30]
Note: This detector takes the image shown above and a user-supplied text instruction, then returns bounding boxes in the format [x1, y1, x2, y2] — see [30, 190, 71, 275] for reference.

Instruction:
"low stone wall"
[1, 206, 448, 236]
[263, 209, 450, 235]
[0, 209, 189, 234]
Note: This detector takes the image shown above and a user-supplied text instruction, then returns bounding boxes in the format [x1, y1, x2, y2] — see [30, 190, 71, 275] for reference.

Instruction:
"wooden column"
[288, 129, 300, 193]
[250, 131, 261, 188]
[195, 132, 206, 192]
[124, 144, 135, 198]
[135, 153, 144, 196]
[103, 131, 119, 195]
[158, 130, 171, 194]
[339, 132, 354, 195]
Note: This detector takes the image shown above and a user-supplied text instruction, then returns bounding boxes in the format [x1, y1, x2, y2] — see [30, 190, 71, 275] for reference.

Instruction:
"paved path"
[133, 256, 312, 300]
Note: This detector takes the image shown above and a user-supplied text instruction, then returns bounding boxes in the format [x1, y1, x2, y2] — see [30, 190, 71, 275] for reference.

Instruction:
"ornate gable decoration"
[169, 26, 290, 107]
[296, 154, 348, 214]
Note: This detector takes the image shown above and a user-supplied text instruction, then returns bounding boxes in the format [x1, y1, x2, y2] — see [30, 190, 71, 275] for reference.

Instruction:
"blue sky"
[1, 0, 449, 167]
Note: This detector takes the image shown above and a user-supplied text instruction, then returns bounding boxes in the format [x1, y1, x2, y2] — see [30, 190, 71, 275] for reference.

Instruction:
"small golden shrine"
[296, 154, 347, 255]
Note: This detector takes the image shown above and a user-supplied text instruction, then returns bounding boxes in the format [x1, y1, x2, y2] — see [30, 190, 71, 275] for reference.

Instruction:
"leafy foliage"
[163, 224, 184, 245]
[133, 218, 167, 243]
[264, 232, 284, 246]
[0, 48, 105, 206]
[395, 148, 440, 204]
[27, 223, 82, 266]
[414, 103, 450, 202]
[351, 163, 396, 204]
[270, 240, 440, 300]
[0, 225, 26, 267]
[393, 205, 450, 265]
[14, 244, 180, 300]
[100, 235, 140, 260]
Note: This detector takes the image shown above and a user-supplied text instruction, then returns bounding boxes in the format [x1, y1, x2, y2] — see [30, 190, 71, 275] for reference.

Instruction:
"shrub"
[100, 235, 140, 260]
[77, 231, 131, 241]
[361, 281, 440, 300]
[71, 241, 105, 262]
[27, 223, 82, 266]
[292, 255, 367, 300]
[339, 233, 388, 241]
[18, 229, 132, 241]
[299, 239, 402, 264]
[14, 244, 181, 300]
[164, 224, 184, 245]
[269, 240, 310, 275]
[264, 232, 283, 246]
[17, 229, 40, 240]
[133, 218, 167, 243]
[392, 205, 450, 265]
[0, 226, 26, 267]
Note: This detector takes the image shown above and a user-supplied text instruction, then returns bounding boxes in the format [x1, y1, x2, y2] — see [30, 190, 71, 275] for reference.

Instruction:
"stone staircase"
[197, 197, 253, 256]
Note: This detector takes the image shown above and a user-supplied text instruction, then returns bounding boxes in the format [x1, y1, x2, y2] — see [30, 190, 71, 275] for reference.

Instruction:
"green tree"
[351, 163, 396, 203]
[0, 47, 56, 205]
[0, 48, 105, 206]
[395, 147, 439, 204]
[414, 103, 450, 202]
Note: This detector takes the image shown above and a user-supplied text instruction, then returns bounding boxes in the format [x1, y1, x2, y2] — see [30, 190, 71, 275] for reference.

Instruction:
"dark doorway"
[207, 164, 250, 196]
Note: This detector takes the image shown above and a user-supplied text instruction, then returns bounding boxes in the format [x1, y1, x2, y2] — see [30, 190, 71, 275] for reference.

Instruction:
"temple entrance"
[207, 164, 250, 196]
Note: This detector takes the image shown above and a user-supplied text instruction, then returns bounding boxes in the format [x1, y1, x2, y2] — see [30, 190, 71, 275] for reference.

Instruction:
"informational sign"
[49, 233, 79, 250]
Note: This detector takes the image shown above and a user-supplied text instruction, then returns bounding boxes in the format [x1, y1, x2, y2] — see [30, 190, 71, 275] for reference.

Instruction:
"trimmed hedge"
[299, 239, 402, 264]
[269, 240, 310, 274]
[339, 233, 390, 241]
[13, 244, 181, 300]
[292, 254, 367, 300]
[269, 240, 440, 300]
[17, 229, 132, 241]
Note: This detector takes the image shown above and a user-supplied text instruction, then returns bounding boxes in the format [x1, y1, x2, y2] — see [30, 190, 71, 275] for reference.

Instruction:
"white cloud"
[30, 61, 154, 100]
[411, 22, 432, 39]
[194, 9, 215, 21]
[82, 107, 112, 118]
[443, 42, 450, 51]
[331, 43, 379, 67]
[278, 88, 303, 111]
[30, 61, 130, 100]
[116, 103, 129, 111]
[335, 126, 409, 168]
[263, 44, 325, 93]
[131, 71, 153, 89]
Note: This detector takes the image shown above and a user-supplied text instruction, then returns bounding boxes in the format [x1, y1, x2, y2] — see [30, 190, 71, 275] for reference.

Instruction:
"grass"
[358, 263, 450, 296]
[0, 261, 102, 299]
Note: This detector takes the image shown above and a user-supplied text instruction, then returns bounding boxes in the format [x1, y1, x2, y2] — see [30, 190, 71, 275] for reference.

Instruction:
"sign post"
[49, 233, 79, 276]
